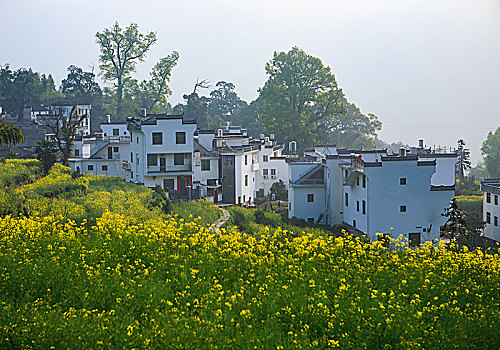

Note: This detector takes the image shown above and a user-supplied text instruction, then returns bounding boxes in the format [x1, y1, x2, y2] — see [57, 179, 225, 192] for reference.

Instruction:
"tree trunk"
[116, 78, 123, 117]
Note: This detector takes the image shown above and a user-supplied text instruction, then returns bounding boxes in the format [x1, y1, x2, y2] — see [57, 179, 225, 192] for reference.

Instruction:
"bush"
[456, 195, 482, 213]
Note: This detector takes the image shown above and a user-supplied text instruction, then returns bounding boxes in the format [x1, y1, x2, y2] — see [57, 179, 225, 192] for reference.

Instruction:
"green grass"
[172, 200, 221, 227]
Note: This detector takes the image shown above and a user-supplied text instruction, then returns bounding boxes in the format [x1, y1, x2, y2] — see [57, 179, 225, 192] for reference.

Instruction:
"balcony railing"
[147, 164, 192, 173]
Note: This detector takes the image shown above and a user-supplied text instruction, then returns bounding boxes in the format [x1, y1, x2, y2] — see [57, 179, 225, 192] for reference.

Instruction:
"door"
[178, 176, 192, 200]
[108, 147, 113, 159]
[160, 157, 166, 171]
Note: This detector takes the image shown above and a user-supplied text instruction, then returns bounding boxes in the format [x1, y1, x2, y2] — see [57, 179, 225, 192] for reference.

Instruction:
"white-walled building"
[193, 131, 222, 203]
[288, 142, 457, 244]
[255, 134, 287, 199]
[481, 179, 500, 242]
[126, 114, 197, 199]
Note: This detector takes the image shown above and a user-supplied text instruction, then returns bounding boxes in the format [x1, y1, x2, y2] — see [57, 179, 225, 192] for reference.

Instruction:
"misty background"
[1, 0, 499, 164]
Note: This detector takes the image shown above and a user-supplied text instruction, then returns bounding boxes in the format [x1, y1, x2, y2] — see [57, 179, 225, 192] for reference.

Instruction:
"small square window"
[74, 149, 80, 157]
[113, 146, 119, 153]
[201, 159, 210, 171]
[400, 205, 407, 212]
[152, 132, 163, 145]
[174, 153, 184, 165]
[176, 132, 186, 144]
[113, 128, 119, 136]
[102, 165, 108, 171]
[308, 218, 314, 223]
[307, 193, 314, 202]
[87, 164, 94, 171]
[263, 155, 269, 162]
[400, 178, 407, 185]
[263, 169, 268, 176]
[271, 169, 276, 176]
[147, 154, 157, 166]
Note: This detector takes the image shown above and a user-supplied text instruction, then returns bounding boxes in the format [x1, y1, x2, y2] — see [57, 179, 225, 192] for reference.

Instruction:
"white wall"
[101, 123, 129, 137]
[483, 190, 500, 242]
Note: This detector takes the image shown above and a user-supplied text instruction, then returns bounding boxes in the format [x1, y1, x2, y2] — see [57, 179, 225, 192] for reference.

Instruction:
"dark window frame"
[201, 159, 210, 171]
[174, 153, 184, 165]
[400, 205, 407, 213]
[152, 132, 163, 145]
[307, 193, 314, 202]
[176, 132, 186, 145]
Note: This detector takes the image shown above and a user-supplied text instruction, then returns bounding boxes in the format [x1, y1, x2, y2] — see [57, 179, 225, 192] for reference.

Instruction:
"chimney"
[289, 141, 297, 153]
[107, 115, 111, 123]
[270, 133, 275, 140]
[217, 129, 223, 137]
[399, 148, 406, 157]
[418, 139, 424, 148]
[260, 134, 265, 140]
[141, 108, 147, 117]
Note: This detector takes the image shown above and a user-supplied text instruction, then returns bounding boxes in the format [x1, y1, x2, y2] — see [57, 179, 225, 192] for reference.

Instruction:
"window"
[113, 146, 119, 153]
[102, 165, 108, 171]
[131, 171, 133, 178]
[245, 175, 248, 186]
[362, 200, 366, 215]
[74, 149, 80, 157]
[263, 169, 268, 176]
[147, 154, 157, 166]
[409, 233, 421, 247]
[345, 193, 349, 206]
[87, 164, 94, 171]
[486, 212, 491, 224]
[308, 218, 314, 223]
[362, 175, 366, 188]
[174, 153, 184, 165]
[137, 137, 139, 143]
[136, 154, 139, 165]
[495, 195, 498, 205]
[400, 205, 407, 212]
[356, 177, 360, 186]
[176, 132, 186, 144]
[113, 128, 119, 136]
[245, 155, 248, 165]
[201, 159, 210, 171]
[353, 220, 357, 228]
[243, 195, 246, 202]
[345, 170, 348, 178]
[495, 216, 498, 227]
[152, 132, 163, 145]
[400, 178, 407, 185]
[130, 152, 133, 162]
[263, 155, 269, 162]
[357, 201, 360, 212]
[164, 179, 174, 191]
[487, 192, 491, 203]
[307, 193, 314, 202]
[271, 169, 276, 176]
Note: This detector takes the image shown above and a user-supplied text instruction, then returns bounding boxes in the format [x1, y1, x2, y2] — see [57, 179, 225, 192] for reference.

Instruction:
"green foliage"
[0, 121, 24, 147]
[441, 198, 470, 239]
[455, 176, 481, 196]
[455, 195, 482, 213]
[0, 159, 41, 187]
[258, 47, 345, 149]
[150, 185, 173, 215]
[481, 127, 500, 178]
[96, 22, 157, 117]
[269, 180, 288, 201]
[172, 200, 221, 227]
[35, 140, 58, 174]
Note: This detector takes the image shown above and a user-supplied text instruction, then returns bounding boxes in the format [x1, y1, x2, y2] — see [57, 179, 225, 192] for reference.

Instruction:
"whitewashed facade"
[288, 143, 457, 244]
[481, 179, 500, 242]
[126, 114, 197, 199]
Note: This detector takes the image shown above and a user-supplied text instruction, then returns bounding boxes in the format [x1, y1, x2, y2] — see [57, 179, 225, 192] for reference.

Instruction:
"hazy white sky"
[1, 0, 499, 164]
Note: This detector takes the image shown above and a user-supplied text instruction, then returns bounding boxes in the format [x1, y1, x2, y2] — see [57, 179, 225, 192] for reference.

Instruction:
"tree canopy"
[481, 127, 500, 178]
[95, 22, 157, 118]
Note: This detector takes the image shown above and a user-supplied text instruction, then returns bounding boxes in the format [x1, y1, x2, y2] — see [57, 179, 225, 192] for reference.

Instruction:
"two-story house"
[126, 114, 197, 199]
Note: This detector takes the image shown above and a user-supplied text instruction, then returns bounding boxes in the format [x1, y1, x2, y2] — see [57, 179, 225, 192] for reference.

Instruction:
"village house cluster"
[28, 104, 499, 246]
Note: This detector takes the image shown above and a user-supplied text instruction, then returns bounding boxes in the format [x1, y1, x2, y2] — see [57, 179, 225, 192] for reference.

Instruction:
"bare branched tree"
[40, 106, 87, 165]
[192, 78, 210, 94]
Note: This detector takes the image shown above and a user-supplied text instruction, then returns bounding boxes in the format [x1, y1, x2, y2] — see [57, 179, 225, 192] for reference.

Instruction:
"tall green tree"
[258, 47, 344, 149]
[95, 22, 157, 118]
[480, 127, 500, 178]
[139, 52, 179, 111]
[60, 65, 102, 102]
[329, 97, 381, 148]
[456, 139, 471, 179]
[208, 81, 245, 121]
